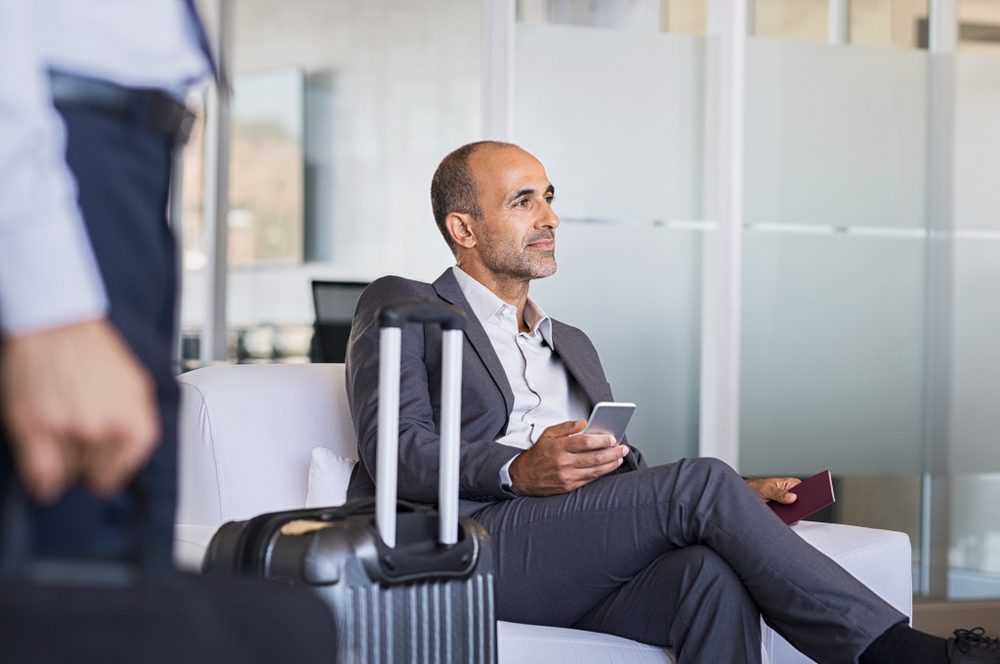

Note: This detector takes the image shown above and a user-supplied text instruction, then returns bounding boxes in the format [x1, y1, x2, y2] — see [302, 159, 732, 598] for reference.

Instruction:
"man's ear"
[446, 212, 476, 250]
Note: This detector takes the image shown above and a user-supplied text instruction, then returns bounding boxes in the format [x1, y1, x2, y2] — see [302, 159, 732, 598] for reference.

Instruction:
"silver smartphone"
[583, 401, 636, 444]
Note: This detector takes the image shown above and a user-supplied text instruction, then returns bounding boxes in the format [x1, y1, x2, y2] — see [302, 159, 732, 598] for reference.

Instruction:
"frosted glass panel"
[948, 51, 1000, 472]
[955, 53, 1000, 232]
[740, 232, 925, 475]
[949, 241, 1000, 472]
[949, 474, 1000, 599]
[514, 25, 704, 222]
[745, 39, 928, 228]
[514, 23, 705, 465]
[532, 225, 702, 466]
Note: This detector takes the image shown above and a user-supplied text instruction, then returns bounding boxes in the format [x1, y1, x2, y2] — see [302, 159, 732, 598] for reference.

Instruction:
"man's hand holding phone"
[508, 402, 636, 497]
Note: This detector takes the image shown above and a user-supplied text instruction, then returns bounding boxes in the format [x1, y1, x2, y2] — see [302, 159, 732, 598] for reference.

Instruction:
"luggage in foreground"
[203, 301, 497, 664]
[0, 483, 336, 664]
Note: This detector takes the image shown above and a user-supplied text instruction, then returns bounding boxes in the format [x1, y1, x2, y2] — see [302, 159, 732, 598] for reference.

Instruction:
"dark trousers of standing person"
[473, 457, 907, 664]
[0, 100, 179, 560]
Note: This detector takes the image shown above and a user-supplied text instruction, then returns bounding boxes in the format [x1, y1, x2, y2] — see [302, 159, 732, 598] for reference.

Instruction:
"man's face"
[466, 146, 560, 282]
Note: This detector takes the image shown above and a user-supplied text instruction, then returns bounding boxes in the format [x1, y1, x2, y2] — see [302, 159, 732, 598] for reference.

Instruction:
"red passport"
[767, 470, 835, 525]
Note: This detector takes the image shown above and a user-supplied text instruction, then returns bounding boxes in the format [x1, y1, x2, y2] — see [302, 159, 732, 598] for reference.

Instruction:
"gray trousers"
[472, 458, 906, 664]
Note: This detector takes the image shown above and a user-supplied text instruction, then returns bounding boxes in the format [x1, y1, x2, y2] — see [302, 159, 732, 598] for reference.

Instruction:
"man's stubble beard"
[480, 233, 558, 282]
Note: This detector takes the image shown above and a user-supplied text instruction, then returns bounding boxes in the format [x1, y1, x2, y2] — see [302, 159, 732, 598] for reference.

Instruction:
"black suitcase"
[203, 301, 497, 664]
[0, 483, 337, 664]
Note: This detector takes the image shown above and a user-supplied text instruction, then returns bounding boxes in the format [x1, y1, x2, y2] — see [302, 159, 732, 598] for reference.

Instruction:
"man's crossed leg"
[474, 457, 905, 664]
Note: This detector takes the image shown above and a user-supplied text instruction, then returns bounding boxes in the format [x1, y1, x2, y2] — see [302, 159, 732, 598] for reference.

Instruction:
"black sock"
[860, 622, 949, 664]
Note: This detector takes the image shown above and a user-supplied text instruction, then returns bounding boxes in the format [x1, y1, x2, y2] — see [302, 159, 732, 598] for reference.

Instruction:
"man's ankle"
[860, 623, 947, 664]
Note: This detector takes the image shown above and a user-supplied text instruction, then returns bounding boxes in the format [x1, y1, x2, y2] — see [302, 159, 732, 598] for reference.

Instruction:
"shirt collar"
[451, 266, 554, 348]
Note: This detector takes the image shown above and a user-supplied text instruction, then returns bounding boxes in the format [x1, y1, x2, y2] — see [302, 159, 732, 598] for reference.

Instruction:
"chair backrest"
[310, 281, 368, 363]
[176, 363, 357, 526]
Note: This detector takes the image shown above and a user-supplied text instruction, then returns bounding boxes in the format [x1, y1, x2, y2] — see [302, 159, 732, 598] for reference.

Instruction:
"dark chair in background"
[310, 281, 368, 363]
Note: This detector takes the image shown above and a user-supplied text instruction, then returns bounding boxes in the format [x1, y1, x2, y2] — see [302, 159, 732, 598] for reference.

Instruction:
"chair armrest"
[762, 521, 912, 664]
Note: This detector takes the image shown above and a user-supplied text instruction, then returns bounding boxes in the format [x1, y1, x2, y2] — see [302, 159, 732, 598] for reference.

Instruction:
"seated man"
[345, 140, 999, 663]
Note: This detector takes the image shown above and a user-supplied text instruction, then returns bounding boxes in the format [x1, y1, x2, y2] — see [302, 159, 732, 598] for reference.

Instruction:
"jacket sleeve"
[0, 1, 107, 335]
[346, 278, 520, 504]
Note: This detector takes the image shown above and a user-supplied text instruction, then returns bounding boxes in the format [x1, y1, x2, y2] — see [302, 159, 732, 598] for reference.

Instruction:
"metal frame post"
[200, 0, 233, 364]
[699, 0, 748, 470]
[828, 0, 851, 44]
[920, 0, 958, 599]
[482, 0, 516, 140]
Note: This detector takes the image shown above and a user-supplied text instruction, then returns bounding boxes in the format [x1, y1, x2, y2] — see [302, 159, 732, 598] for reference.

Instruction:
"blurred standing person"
[0, 0, 218, 558]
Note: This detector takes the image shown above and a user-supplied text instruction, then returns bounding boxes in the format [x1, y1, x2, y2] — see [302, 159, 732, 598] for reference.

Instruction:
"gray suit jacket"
[344, 269, 646, 516]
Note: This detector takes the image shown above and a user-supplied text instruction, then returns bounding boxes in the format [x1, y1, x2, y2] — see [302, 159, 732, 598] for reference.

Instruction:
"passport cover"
[767, 470, 835, 525]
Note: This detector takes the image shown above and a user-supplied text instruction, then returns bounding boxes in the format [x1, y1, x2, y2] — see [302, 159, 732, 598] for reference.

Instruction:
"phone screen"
[583, 401, 636, 443]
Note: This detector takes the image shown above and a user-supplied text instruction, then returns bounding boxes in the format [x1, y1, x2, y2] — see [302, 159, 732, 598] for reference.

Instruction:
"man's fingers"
[776, 478, 801, 503]
[545, 419, 587, 438]
[767, 479, 798, 504]
[81, 405, 160, 496]
[571, 444, 629, 468]
[570, 457, 624, 486]
[748, 477, 802, 503]
[1, 320, 161, 501]
[778, 490, 797, 504]
[564, 432, 617, 452]
[13, 433, 70, 503]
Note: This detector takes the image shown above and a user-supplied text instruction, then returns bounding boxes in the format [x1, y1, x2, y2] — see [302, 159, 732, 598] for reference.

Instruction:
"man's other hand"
[0, 319, 160, 502]
[746, 477, 801, 504]
[508, 419, 629, 496]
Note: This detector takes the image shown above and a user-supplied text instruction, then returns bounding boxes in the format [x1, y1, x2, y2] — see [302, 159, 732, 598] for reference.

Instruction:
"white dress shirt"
[0, 1, 209, 335]
[451, 267, 591, 488]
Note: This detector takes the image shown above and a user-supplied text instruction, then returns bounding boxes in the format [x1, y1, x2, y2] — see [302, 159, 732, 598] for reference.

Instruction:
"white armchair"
[174, 363, 912, 664]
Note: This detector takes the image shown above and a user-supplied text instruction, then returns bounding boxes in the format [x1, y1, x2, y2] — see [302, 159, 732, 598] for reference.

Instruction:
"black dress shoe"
[949, 627, 1000, 662]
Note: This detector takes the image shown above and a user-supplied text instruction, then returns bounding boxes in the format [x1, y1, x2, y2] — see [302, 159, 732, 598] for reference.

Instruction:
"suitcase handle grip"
[378, 301, 466, 331]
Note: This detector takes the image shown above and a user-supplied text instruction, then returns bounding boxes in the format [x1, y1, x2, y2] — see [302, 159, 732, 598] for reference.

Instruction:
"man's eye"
[515, 199, 529, 208]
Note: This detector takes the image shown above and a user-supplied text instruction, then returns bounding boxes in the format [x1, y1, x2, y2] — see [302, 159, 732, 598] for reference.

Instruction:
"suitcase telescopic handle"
[379, 301, 465, 331]
[376, 301, 466, 549]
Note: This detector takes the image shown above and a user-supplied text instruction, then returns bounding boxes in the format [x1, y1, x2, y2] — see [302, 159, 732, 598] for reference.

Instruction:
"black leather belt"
[49, 71, 197, 147]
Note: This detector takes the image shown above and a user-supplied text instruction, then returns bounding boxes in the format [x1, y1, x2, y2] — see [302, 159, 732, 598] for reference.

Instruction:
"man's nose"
[540, 205, 560, 229]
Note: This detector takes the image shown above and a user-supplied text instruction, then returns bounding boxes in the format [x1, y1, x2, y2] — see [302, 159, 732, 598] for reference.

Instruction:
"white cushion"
[305, 447, 357, 508]
[499, 621, 676, 664]
[173, 523, 218, 572]
[177, 364, 357, 525]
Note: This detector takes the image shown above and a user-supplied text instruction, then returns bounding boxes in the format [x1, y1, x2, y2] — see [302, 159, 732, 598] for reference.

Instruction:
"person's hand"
[0, 319, 160, 502]
[508, 419, 629, 496]
[746, 477, 801, 505]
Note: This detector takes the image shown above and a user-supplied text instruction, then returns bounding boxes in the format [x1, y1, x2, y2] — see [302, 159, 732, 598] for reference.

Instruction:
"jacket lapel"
[551, 319, 613, 408]
[433, 269, 514, 416]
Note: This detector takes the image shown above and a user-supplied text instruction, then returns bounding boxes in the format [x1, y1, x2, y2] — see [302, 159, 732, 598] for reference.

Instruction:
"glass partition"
[532, 225, 703, 466]
[740, 232, 926, 475]
[740, 34, 1000, 598]
[180, 0, 482, 364]
[514, 23, 705, 463]
[958, 0, 1000, 52]
[744, 39, 928, 230]
[228, 69, 304, 267]
[741, 38, 929, 475]
[752, 0, 828, 43]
